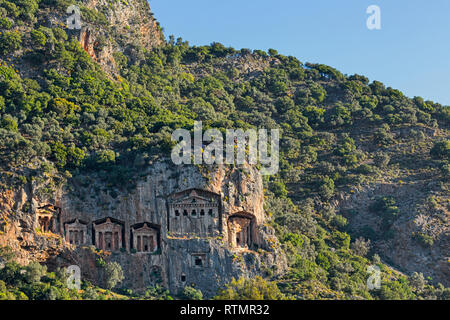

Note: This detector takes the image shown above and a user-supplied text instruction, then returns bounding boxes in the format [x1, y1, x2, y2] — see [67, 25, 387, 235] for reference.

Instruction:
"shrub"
[23, 262, 47, 284]
[331, 231, 351, 250]
[380, 280, 415, 300]
[82, 286, 98, 300]
[351, 237, 371, 257]
[104, 262, 124, 290]
[214, 276, 285, 300]
[0, 115, 18, 131]
[80, 6, 107, 25]
[440, 163, 450, 179]
[0, 31, 22, 54]
[412, 232, 434, 248]
[0, 1, 19, 18]
[180, 286, 203, 300]
[331, 215, 348, 229]
[355, 164, 374, 174]
[51, 142, 67, 168]
[144, 285, 172, 300]
[430, 140, 450, 160]
[0, 17, 13, 29]
[31, 29, 46, 47]
[281, 233, 304, 248]
[409, 272, 426, 293]
[318, 176, 335, 199]
[370, 196, 400, 221]
[316, 253, 331, 270]
[270, 180, 288, 198]
[52, 27, 67, 41]
[288, 257, 325, 281]
[67, 145, 85, 167]
[95, 258, 106, 268]
[374, 124, 394, 146]
[0, 246, 15, 262]
[374, 151, 390, 168]
[13, 0, 39, 22]
[95, 150, 116, 165]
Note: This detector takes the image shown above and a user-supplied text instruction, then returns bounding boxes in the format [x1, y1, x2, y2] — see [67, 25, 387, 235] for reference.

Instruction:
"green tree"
[214, 276, 286, 300]
[0, 17, 13, 29]
[0, 31, 22, 54]
[30, 30, 46, 47]
[332, 231, 350, 250]
[0, 115, 18, 131]
[374, 124, 394, 146]
[95, 150, 116, 165]
[270, 180, 288, 198]
[23, 262, 47, 284]
[67, 145, 85, 167]
[318, 176, 334, 199]
[430, 140, 450, 160]
[351, 237, 371, 257]
[374, 151, 390, 168]
[180, 286, 203, 300]
[380, 280, 415, 300]
[51, 142, 67, 168]
[104, 262, 124, 290]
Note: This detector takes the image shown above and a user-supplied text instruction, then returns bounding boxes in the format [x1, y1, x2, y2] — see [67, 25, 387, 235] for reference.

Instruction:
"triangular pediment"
[181, 195, 211, 203]
[134, 224, 155, 232]
[66, 219, 87, 228]
[169, 188, 220, 204]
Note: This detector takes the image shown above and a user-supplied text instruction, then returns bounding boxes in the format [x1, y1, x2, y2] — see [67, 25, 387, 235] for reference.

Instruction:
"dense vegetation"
[0, 0, 449, 300]
[0, 246, 179, 299]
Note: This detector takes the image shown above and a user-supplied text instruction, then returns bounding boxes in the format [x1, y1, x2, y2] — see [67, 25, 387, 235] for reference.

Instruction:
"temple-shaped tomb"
[93, 217, 124, 251]
[228, 212, 256, 249]
[131, 222, 160, 253]
[37, 204, 60, 233]
[64, 219, 88, 245]
[168, 189, 221, 237]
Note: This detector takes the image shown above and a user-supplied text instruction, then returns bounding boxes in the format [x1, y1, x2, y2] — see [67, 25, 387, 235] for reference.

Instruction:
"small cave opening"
[228, 212, 256, 249]
[195, 258, 203, 267]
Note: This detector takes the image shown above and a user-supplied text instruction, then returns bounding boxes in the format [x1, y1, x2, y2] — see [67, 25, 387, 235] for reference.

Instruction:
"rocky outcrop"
[0, 0, 286, 298]
[51, 0, 164, 75]
[336, 182, 449, 286]
[0, 185, 66, 265]
[1, 161, 287, 298]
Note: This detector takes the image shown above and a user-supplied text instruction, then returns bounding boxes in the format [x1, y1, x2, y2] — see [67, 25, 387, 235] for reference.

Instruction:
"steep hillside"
[0, 0, 449, 300]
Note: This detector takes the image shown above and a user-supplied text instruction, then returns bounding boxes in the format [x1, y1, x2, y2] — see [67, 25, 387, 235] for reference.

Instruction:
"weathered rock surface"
[1, 161, 287, 297]
[77, 0, 163, 73]
[337, 181, 449, 286]
[38, 0, 164, 75]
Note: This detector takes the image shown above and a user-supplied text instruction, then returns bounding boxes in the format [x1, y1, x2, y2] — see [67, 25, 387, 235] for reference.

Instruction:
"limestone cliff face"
[0, 181, 66, 265]
[0, 0, 286, 298]
[62, 0, 164, 74]
[0, 161, 287, 297]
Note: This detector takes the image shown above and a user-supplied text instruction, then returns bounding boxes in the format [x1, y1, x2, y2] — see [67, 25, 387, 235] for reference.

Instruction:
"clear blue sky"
[150, 0, 450, 106]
